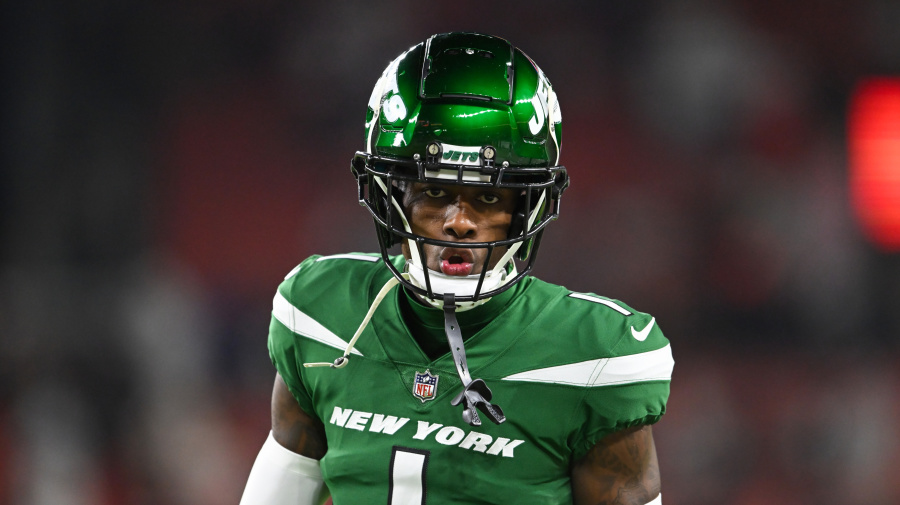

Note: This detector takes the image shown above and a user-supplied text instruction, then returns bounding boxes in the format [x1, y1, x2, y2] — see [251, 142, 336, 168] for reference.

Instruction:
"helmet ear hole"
[510, 211, 532, 262]
[388, 201, 403, 245]
[509, 189, 544, 261]
[508, 210, 525, 240]
[516, 239, 533, 262]
[379, 184, 407, 248]
[375, 194, 396, 248]
[507, 189, 528, 240]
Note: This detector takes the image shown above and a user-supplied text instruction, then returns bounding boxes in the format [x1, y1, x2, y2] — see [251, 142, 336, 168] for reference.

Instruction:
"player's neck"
[399, 284, 520, 361]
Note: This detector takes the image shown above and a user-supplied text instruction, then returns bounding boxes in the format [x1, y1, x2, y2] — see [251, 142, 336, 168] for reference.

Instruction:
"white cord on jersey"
[303, 275, 402, 368]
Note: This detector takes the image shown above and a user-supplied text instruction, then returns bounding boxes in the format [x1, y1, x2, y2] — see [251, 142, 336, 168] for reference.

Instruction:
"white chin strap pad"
[406, 261, 516, 311]
[239, 431, 326, 505]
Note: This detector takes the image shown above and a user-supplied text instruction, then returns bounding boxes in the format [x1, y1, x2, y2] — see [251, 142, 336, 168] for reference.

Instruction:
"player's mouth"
[439, 248, 476, 276]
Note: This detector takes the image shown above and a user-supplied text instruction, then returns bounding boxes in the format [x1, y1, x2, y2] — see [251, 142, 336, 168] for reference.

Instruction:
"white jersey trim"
[272, 292, 363, 356]
[501, 344, 673, 387]
[283, 263, 304, 280]
[567, 293, 632, 316]
[285, 254, 380, 279]
[316, 254, 380, 262]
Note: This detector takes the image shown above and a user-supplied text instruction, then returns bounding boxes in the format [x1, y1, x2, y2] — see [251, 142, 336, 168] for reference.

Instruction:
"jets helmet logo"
[413, 370, 439, 402]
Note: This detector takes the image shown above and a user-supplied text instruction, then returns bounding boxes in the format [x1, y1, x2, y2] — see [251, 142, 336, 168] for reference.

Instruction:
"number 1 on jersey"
[388, 447, 430, 505]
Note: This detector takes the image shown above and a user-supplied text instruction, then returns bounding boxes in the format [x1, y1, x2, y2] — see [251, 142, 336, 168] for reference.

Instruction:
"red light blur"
[849, 77, 900, 252]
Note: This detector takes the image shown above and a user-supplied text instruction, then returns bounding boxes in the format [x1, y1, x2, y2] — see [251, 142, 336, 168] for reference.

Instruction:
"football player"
[241, 32, 673, 505]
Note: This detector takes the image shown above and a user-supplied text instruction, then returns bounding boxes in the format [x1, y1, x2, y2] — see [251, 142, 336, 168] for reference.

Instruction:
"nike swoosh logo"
[631, 317, 656, 341]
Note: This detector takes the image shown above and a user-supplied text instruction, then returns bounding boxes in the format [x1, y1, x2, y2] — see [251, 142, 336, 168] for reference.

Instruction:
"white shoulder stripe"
[501, 344, 672, 387]
[316, 254, 380, 262]
[284, 263, 303, 279]
[285, 254, 379, 279]
[271, 292, 363, 356]
[567, 293, 632, 316]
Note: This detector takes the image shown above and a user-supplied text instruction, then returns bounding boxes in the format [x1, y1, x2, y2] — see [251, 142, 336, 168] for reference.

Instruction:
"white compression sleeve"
[239, 431, 326, 505]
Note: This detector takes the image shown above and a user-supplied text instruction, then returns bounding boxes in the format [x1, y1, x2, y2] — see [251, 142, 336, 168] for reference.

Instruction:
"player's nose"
[443, 200, 477, 239]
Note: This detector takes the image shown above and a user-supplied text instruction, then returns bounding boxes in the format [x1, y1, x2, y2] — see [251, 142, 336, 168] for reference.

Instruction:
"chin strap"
[443, 294, 505, 426]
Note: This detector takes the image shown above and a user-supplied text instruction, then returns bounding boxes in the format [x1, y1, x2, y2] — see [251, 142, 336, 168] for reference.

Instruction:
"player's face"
[401, 182, 519, 276]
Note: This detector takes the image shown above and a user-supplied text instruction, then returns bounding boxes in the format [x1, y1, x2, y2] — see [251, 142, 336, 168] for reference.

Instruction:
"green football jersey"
[268, 253, 673, 505]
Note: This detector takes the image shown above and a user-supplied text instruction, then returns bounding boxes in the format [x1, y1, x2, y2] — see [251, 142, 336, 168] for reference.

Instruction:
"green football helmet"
[351, 32, 569, 307]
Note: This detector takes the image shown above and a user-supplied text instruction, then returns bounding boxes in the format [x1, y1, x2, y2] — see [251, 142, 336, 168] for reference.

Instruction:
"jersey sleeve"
[266, 255, 322, 420]
[570, 307, 673, 460]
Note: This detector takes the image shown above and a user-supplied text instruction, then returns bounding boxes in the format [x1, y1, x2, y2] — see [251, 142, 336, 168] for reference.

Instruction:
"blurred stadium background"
[3, 1, 900, 504]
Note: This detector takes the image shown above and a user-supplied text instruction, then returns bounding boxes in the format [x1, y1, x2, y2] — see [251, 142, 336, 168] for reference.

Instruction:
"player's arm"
[239, 373, 328, 505]
[570, 425, 662, 505]
[271, 373, 328, 458]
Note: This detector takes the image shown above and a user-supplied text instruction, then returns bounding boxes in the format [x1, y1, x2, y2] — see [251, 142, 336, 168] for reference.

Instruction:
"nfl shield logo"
[413, 370, 439, 402]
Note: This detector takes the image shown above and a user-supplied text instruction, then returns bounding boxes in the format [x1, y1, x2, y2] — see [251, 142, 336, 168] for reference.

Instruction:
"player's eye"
[424, 188, 447, 198]
[477, 193, 500, 204]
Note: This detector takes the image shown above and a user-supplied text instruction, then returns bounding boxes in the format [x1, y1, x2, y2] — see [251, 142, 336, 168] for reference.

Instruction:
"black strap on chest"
[442, 294, 505, 426]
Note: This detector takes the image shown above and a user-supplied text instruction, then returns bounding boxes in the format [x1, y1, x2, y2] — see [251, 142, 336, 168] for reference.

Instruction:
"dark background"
[2, 1, 900, 504]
